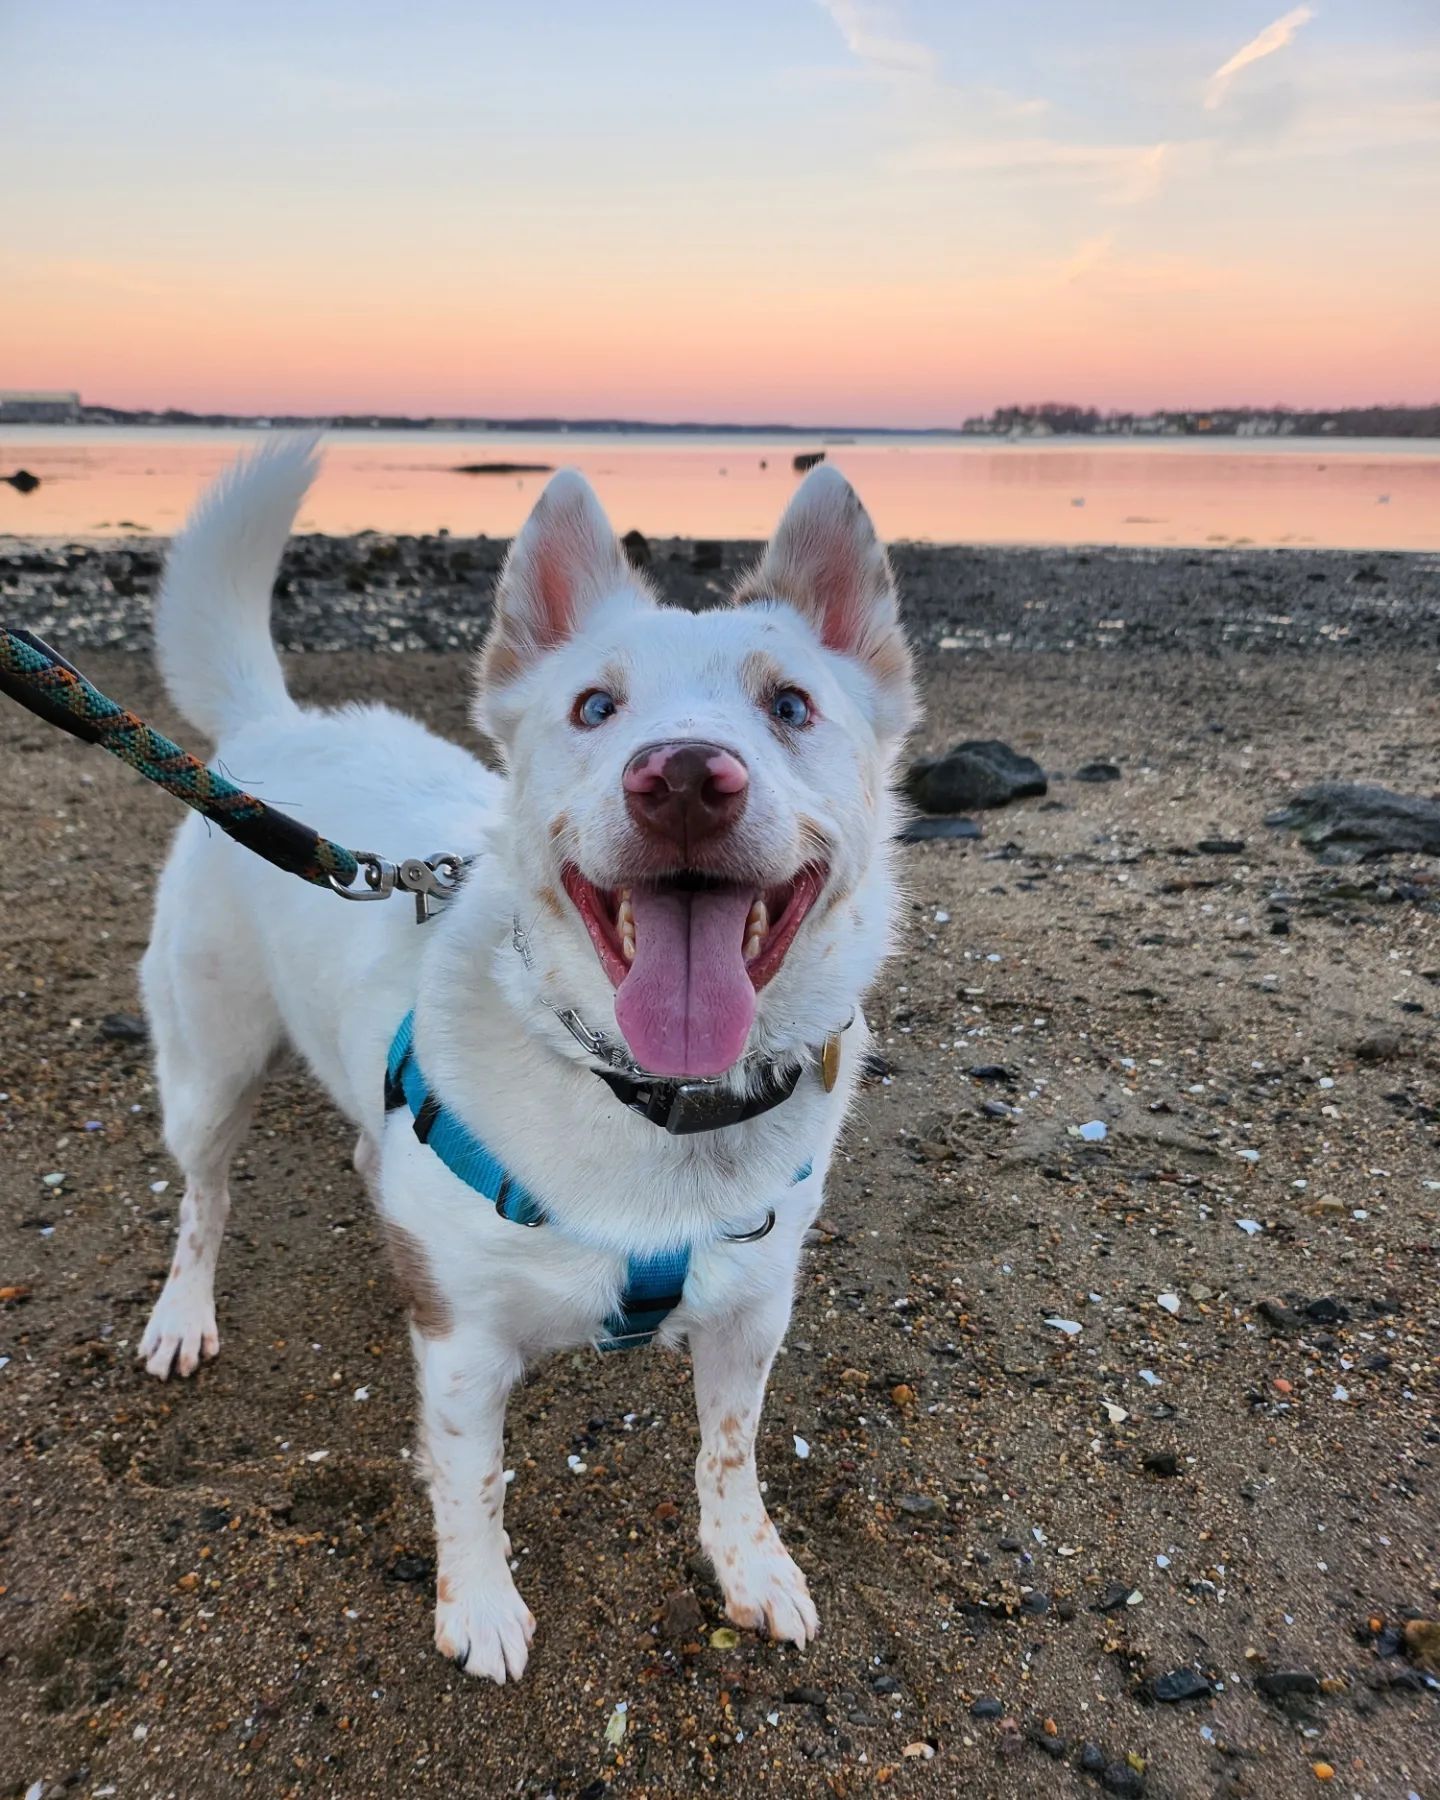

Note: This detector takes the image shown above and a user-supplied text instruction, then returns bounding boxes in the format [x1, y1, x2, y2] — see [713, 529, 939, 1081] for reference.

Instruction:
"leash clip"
[331, 851, 466, 921]
[330, 851, 396, 903]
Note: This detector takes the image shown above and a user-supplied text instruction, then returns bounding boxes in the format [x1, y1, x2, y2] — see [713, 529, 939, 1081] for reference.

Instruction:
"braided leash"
[0, 627, 463, 914]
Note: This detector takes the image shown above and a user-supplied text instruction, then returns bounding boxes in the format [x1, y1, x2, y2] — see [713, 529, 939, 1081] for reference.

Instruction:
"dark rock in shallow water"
[906, 739, 1046, 813]
[1267, 783, 1440, 862]
[897, 816, 983, 844]
[621, 529, 651, 569]
[452, 462, 554, 475]
[792, 451, 826, 473]
[3, 469, 40, 494]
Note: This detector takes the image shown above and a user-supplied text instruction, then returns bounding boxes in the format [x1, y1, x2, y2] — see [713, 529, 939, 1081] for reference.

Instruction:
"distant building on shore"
[0, 389, 81, 423]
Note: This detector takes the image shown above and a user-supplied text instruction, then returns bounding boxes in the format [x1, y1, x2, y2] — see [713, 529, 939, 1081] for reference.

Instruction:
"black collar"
[593, 1057, 805, 1135]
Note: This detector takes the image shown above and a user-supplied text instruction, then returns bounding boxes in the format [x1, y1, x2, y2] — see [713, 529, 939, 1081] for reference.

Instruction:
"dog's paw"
[709, 1526, 820, 1647]
[434, 1569, 536, 1683]
[138, 1278, 219, 1380]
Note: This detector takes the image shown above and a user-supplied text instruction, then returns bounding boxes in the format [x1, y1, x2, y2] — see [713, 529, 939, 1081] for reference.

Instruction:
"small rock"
[387, 1553, 432, 1583]
[2, 469, 40, 494]
[1142, 1452, 1179, 1479]
[1074, 761, 1121, 783]
[1102, 1764, 1145, 1797]
[1257, 1298, 1303, 1331]
[97, 1012, 148, 1043]
[905, 739, 1047, 813]
[1304, 1296, 1349, 1325]
[1354, 1030, 1402, 1064]
[659, 1588, 705, 1641]
[1268, 783, 1440, 862]
[1080, 1742, 1108, 1774]
[1256, 1670, 1321, 1698]
[1403, 1619, 1440, 1674]
[970, 1696, 1003, 1718]
[784, 1685, 827, 1707]
[1151, 1667, 1213, 1702]
[1196, 838, 1245, 855]
[897, 1494, 943, 1517]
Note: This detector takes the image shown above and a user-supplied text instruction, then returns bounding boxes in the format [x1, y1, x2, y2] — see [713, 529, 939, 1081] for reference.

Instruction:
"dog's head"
[476, 466, 917, 1080]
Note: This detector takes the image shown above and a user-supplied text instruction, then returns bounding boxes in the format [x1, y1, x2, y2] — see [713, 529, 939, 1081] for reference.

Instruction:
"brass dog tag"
[820, 1030, 842, 1093]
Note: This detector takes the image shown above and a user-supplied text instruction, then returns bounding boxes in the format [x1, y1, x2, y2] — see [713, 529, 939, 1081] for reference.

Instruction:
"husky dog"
[137, 440, 916, 1680]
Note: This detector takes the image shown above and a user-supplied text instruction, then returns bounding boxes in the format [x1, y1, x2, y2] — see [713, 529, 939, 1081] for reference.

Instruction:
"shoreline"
[5, 533, 1439, 662]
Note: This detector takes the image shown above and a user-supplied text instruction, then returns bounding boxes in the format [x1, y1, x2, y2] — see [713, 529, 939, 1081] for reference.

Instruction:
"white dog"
[136, 439, 916, 1681]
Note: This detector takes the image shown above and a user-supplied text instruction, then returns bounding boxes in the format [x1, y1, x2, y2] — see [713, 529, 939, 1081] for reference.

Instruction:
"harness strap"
[0, 626, 359, 889]
[385, 1011, 810, 1351]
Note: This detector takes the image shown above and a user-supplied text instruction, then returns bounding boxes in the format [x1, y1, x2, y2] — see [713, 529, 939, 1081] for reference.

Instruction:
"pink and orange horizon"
[4, 3, 1439, 428]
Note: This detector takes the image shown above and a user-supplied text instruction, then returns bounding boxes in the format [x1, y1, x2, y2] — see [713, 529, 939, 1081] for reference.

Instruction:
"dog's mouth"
[560, 863, 828, 1078]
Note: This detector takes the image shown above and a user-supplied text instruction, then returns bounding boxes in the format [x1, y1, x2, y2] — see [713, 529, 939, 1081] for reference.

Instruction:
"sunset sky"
[4, 1, 1438, 426]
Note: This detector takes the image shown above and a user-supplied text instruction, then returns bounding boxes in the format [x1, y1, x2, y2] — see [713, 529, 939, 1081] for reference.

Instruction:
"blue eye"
[575, 689, 618, 728]
[771, 686, 811, 728]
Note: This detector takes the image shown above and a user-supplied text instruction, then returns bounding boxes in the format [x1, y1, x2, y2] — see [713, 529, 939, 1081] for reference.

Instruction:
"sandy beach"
[1, 536, 1437, 1798]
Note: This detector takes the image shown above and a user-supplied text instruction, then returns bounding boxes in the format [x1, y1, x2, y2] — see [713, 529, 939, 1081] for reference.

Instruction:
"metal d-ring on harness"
[1, 623, 829, 1351]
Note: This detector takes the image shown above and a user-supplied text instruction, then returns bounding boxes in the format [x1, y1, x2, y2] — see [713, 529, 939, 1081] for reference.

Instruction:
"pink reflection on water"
[3, 427, 1439, 550]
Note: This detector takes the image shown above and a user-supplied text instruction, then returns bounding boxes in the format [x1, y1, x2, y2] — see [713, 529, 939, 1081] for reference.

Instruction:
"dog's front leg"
[691, 1283, 819, 1647]
[415, 1327, 535, 1682]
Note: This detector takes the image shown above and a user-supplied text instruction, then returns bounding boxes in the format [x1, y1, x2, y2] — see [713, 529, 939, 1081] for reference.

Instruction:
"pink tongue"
[614, 887, 757, 1077]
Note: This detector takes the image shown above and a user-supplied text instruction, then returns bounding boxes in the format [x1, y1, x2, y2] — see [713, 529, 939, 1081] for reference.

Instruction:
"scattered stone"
[1196, 838, 1245, 854]
[1102, 1763, 1145, 1797]
[1403, 1620, 1440, 1674]
[1304, 1297, 1349, 1325]
[1080, 1742, 1108, 1774]
[1093, 1583, 1133, 1613]
[658, 1588, 705, 1641]
[905, 739, 1047, 813]
[386, 1553, 432, 1583]
[1256, 1670, 1321, 1698]
[897, 1494, 944, 1517]
[1257, 1298, 1303, 1331]
[1074, 761, 1121, 783]
[97, 1011, 148, 1043]
[1150, 1667, 1213, 1703]
[1354, 1030, 1402, 1063]
[1267, 783, 1440, 862]
[3, 469, 40, 494]
[784, 1685, 828, 1708]
[970, 1696, 1004, 1718]
[1141, 1453, 1179, 1479]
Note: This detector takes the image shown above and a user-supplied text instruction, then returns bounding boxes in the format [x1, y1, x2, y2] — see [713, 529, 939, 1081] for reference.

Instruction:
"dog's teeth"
[616, 897, 635, 932]
[745, 899, 769, 946]
[621, 932, 637, 963]
[743, 933, 761, 961]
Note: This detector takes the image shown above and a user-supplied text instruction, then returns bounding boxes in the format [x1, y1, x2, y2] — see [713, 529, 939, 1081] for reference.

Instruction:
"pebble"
[1045, 1317, 1083, 1336]
[1151, 1667, 1213, 1702]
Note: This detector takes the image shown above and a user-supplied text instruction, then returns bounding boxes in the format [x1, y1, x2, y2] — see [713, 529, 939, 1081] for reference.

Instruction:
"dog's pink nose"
[623, 741, 749, 853]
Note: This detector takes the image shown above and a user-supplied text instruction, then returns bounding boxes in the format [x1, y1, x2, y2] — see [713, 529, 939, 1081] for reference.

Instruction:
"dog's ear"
[477, 470, 645, 698]
[735, 465, 916, 741]
[738, 468, 918, 741]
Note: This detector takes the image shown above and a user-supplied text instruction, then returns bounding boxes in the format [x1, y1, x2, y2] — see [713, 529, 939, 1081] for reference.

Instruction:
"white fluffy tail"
[155, 433, 321, 739]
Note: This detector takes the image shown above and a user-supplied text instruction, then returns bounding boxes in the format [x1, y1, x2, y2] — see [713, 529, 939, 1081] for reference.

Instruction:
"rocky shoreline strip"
[4, 534, 1439, 659]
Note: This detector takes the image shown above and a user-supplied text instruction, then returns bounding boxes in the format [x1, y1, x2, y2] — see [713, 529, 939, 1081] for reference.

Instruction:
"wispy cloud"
[1205, 6, 1316, 110]
[813, 0, 934, 79]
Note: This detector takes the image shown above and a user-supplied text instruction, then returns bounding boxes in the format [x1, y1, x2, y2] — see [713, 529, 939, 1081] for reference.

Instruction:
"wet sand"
[1, 539, 1437, 1798]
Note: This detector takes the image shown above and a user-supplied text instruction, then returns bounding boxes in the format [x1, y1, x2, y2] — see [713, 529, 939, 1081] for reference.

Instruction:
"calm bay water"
[3, 425, 1439, 550]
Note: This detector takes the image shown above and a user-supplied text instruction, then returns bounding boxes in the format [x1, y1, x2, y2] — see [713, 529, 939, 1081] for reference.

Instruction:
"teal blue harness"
[385, 1012, 812, 1352]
